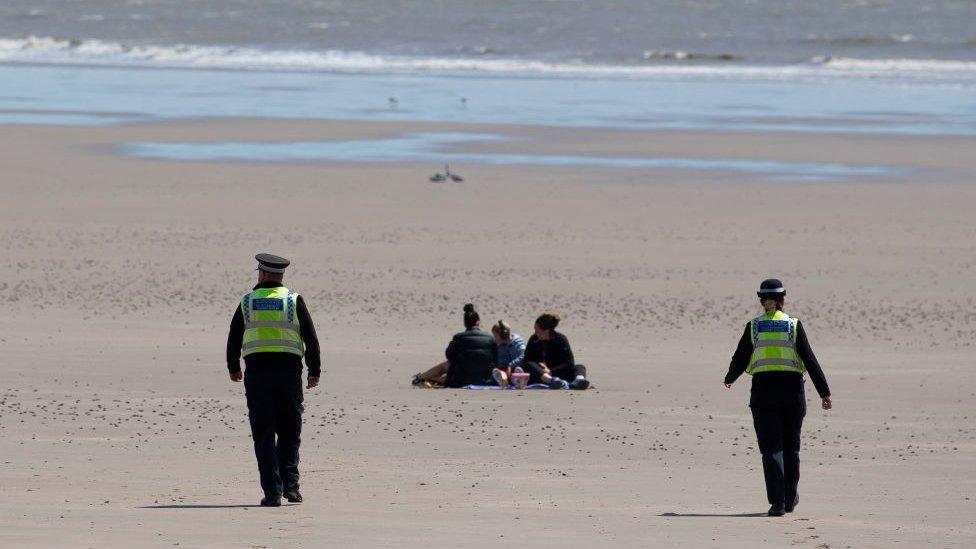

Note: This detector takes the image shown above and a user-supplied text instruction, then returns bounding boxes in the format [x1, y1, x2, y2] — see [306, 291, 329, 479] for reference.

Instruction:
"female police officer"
[724, 279, 832, 516]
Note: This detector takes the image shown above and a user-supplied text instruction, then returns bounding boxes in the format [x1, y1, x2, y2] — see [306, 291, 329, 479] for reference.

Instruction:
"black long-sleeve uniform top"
[524, 331, 575, 370]
[443, 327, 497, 388]
[725, 319, 830, 407]
[226, 281, 322, 377]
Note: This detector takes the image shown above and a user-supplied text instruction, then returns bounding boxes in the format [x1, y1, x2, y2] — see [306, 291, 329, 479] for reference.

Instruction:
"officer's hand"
[230, 371, 243, 382]
[307, 376, 319, 389]
[822, 396, 832, 410]
[724, 383, 732, 389]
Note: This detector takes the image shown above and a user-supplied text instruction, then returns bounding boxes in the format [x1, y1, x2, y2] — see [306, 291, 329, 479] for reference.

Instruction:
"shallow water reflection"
[123, 132, 900, 182]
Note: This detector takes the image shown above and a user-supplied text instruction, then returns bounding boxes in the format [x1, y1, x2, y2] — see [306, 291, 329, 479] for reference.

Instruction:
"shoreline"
[4, 62, 976, 136]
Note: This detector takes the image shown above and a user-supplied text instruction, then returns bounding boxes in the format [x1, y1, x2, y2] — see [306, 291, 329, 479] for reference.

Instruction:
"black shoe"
[785, 494, 798, 513]
[569, 378, 590, 390]
[768, 503, 786, 517]
[260, 495, 282, 507]
[548, 377, 569, 390]
[411, 374, 425, 386]
[283, 489, 303, 503]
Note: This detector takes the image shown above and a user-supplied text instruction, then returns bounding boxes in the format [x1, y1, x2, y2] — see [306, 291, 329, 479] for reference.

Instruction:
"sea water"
[1, 1, 973, 179]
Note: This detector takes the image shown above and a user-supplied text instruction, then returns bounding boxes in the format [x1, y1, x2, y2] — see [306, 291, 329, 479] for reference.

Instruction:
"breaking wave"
[2, 36, 976, 82]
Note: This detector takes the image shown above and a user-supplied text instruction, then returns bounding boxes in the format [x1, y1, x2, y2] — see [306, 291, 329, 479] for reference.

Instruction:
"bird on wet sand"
[429, 164, 463, 183]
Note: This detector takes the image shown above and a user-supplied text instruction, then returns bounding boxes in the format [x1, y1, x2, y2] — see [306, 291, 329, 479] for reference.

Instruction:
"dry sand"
[0, 120, 974, 548]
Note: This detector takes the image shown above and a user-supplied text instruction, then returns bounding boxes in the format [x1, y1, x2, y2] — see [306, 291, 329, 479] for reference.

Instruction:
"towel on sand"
[462, 384, 552, 390]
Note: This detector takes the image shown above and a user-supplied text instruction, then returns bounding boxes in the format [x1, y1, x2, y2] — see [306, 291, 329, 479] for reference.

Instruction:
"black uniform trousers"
[751, 400, 805, 507]
[244, 365, 304, 497]
[523, 361, 587, 384]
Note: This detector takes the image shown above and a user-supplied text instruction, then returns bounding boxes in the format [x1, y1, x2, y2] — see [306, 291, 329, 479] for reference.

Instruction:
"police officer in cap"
[226, 253, 322, 507]
[724, 279, 832, 516]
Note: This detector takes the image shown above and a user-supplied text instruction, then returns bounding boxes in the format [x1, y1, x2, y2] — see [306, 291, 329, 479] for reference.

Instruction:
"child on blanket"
[489, 320, 526, 388]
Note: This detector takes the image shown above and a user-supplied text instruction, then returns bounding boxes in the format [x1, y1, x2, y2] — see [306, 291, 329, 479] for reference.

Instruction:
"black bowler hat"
[255, 253, 290, 274]
[757, 278, 785, 299]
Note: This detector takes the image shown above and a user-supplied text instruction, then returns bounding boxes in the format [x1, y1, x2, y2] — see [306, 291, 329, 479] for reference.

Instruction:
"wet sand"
[0, 120, 974, 548]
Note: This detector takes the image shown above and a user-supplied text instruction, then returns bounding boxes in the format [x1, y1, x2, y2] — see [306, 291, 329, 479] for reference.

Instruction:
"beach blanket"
[462, 384, 552, 390]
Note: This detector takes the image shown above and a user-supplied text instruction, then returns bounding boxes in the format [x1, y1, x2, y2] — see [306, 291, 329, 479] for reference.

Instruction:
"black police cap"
[757, 278, 785, 298]
[255, 253, 290, 274]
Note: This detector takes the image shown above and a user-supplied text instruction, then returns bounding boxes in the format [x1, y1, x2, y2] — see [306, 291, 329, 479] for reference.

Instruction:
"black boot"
[260, 494, 282, 507]
[768, 503, 786, 517]
[785, 494, 798, 513]
[283, 488, 303, 503]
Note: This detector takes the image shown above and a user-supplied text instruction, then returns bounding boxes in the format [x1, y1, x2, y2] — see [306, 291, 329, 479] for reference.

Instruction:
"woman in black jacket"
[724, 279, 831, 516]
[412, 304, 497, 388]
[523, 312, 590, 390]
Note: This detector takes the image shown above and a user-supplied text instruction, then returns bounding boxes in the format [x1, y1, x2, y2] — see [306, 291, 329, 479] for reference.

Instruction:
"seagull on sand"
[429, 164, 463, 182]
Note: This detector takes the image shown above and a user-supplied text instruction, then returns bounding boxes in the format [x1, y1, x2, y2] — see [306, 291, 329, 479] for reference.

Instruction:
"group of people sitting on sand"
[411, 304, 591, 390]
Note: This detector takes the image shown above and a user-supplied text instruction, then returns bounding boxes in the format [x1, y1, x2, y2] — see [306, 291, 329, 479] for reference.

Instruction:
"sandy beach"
[1, 119, 974, 548]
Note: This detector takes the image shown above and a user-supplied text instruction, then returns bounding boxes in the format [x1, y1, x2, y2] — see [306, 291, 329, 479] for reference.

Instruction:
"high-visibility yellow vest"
[746, 310, 805, 375]
[240, 287, 304, 357]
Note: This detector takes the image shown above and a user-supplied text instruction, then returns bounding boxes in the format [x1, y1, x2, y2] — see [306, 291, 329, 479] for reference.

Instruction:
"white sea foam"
[817, 56, 976, 73]
[1, 36, 975, 82]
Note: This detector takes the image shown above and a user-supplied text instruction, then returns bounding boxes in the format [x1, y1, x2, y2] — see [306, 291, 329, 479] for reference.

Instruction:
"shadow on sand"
[140, 504, 262, 509]
[660, 512, 768, 518]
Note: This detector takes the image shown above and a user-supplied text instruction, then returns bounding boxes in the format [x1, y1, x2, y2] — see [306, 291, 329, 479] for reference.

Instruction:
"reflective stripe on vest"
[244, 321, 301, 332]
[746, 310, 805, 375]
[240, 287, 304, 358]
[242, 339, 303, 351]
